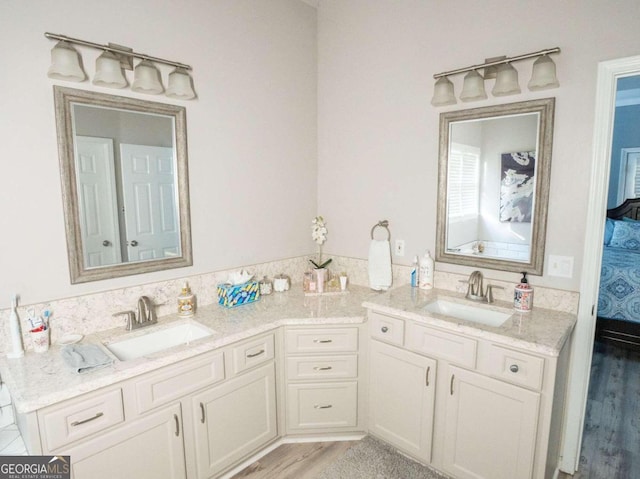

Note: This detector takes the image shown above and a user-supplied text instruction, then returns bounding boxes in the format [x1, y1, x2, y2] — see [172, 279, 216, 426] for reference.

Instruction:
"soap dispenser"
[178, 282, 196, 317]
[514, 272, 533, 312]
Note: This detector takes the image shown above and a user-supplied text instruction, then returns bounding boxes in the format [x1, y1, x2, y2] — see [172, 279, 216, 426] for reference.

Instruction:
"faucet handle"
[113, 310, 136, 330]
[485, 285, 505, 303]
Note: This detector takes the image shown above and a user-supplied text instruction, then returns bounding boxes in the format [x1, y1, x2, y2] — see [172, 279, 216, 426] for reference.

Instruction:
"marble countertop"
[363, 285, 577, 357]
[0, 284, 576, 414]
[0, 286, 378, 414]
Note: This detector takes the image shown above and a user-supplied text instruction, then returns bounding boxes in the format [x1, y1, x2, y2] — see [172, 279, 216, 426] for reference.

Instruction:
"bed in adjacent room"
[596, 197, 640, 349]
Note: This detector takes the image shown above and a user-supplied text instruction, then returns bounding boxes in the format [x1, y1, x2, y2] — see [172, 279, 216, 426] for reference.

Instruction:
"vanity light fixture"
[45, 32, 196, 100]
[459, 70, 488, 102]
[47, 41, 86, 82]
[93, 51, 127, 89]
[431, 47, 560, 106]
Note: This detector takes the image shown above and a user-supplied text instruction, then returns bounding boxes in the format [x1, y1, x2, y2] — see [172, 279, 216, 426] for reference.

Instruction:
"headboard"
[607, 197, 640, 220]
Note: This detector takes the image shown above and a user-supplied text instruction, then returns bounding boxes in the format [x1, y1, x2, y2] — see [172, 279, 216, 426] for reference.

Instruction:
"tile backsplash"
[0, 254, 579, 354]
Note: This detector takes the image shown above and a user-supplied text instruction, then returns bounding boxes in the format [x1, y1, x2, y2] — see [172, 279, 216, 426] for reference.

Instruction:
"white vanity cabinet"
[188, 335, 277, 479]
[368, 340, 436, 463]
[62, 403, 186, 479]
[23, 332, 279, 479]
[284, 326, 363, 434]
[367, 310, 570, 479]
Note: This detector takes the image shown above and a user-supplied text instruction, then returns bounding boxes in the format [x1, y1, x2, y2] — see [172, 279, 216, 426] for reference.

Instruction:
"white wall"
[0, 0, 317, 305]
[317, 0, 640, 291]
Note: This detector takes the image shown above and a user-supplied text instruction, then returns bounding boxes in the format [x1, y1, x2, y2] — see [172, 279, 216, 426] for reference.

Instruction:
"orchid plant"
[310, 215, 332, 269]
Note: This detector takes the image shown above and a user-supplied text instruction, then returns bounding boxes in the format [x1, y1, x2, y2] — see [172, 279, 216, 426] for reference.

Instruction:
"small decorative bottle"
[178, 282, 196, 317]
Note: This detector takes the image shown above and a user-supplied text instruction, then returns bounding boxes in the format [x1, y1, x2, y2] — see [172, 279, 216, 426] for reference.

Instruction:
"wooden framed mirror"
[54, 86, 192, 283]
[435, 98, 555, 275]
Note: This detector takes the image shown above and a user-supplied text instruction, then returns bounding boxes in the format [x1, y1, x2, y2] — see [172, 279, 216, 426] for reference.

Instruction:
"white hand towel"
[368, 239, 393, 291]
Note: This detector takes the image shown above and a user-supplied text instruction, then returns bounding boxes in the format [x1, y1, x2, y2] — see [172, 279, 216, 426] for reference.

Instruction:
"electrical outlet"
[548, 255, 574, 278]
[395, 240, 405, 257]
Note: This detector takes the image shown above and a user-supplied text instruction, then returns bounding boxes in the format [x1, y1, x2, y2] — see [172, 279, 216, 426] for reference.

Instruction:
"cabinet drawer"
[407, 322, 477, 368]
[369, 312, 405, 346]
[285, 328, 358, 354]
[486, 344, 545, 390]
[135, 351, 224, 414]
[287, 382, 358, 430]
[287, 355, 358, 380]
[39, 388, 124, 451]
[230, 333, 275, 376]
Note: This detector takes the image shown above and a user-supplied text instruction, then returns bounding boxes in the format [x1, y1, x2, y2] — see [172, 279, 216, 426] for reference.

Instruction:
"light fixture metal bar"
[44, 32, 192, 71]
[433, 47, 560, 79]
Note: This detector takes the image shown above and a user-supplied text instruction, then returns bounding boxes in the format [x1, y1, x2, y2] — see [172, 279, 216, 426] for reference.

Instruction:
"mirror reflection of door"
[72, 103, 178, 268]
[120, 144, 179, 262]
[75, 136, 122, 267]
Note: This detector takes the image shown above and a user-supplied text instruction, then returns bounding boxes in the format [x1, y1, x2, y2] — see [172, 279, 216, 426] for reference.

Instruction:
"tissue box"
[217, 281, 261, 308]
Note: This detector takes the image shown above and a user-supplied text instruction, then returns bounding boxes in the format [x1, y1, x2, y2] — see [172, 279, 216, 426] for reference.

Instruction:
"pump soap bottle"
[514, 272, 533, 312]
[7, 294, 24, 359]
[178, 282, 196, 317]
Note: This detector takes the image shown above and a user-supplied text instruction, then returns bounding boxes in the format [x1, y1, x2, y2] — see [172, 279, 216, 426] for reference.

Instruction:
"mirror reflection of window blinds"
[448, 143, 480, 220]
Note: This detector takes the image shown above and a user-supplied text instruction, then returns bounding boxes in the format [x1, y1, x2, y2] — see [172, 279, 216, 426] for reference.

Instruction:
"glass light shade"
[166, 68, 196, 100]
[459, 70, 487, 102]
[93, 51, 127, 88]
[47, 41, 85, 82]
[528, 55, 559, 91]
[492, 63, 521, 96]
[431, 77, 456, 106]
[131, 60, 163, 94]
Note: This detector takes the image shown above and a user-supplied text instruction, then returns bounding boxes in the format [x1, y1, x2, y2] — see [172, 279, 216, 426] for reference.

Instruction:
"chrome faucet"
[113, 296, 158, 331]
[462, 271, 504, 303]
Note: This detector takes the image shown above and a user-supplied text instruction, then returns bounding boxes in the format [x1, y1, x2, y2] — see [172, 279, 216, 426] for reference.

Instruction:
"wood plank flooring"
[232, 441, 358, 479]
[579, 340, 640, 479]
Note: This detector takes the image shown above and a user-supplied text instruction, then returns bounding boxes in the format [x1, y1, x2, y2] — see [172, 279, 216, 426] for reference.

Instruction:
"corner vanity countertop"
[363, 285, 577, 357]
[0, 286, 377, 414]
[0, 284, 577, 414]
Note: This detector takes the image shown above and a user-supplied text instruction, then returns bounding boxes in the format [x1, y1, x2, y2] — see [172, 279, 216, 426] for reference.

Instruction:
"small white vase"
[315, 268, 327, 293]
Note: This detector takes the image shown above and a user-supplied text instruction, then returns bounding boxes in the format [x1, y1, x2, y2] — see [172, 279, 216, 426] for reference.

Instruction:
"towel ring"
[371, 220, 391, 240]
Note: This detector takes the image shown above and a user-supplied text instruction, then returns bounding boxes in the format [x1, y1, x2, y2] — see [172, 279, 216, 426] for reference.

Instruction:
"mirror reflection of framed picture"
[499, 151, 535, 223]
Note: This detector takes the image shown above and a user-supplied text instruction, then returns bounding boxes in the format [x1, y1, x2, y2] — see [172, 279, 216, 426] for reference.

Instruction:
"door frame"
[560, 54, 640, 473]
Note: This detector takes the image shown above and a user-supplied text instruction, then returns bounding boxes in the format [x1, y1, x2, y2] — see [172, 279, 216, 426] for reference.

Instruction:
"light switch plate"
[394, 240, 405, 257]
[548, 255, 574, 278]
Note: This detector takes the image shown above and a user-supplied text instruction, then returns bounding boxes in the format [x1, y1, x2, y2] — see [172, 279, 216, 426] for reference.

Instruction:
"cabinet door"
[192, 362, 277, 478]
[66, 404, 185, 479]
[368, 340, 436, 463]
[443, 365, 540, 479]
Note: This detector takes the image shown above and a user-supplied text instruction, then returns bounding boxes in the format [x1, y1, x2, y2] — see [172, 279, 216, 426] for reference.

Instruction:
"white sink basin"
[104, 321, 215, 361]
[423, 300, 511, 327]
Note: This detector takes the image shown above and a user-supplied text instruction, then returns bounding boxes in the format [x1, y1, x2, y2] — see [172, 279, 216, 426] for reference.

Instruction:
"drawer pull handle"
[174, 414, 180, 437]
[450, 374, 455, 395]
[510, 364, 519, 373]
[314, 404, 333, 409]
[246, 349, 265, 358]
[200, 402, 206, 423]
[381, 326, 389, 333]
[426, 366, 431, 387]
[71, 412, 104, 427]
[313, 339, 333, 343]
[313, 366, 333, 371]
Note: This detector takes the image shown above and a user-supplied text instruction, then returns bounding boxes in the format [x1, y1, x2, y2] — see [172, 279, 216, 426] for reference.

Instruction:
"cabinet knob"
[381, 326, 389, 333]
[510, 364, 519, 373]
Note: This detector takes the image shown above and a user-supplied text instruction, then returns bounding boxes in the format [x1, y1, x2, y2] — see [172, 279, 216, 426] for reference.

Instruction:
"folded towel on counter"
[61, 344, 114, 374]
[368, 239, 393, 291]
